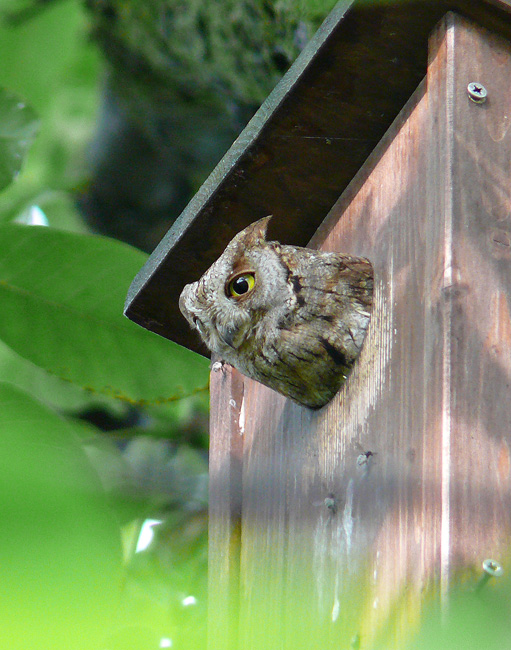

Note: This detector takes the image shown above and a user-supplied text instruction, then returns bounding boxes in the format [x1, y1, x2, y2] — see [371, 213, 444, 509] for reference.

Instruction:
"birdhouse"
[125, 1, 511, 647]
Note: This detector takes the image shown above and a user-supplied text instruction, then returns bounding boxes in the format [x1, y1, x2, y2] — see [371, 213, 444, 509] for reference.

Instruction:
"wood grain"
[208, 360, 244, 650]
[208, 13, 511, 648]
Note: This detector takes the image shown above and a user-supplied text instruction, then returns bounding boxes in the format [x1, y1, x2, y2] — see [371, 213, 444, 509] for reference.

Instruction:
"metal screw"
[475, 559, 503, 592]
[467, 82, 487, 104]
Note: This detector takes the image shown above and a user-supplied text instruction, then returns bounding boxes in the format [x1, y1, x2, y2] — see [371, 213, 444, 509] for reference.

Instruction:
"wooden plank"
[208, 361, 244, 650]
[125, 0, 511, 354]
[208, 13, 511, 648]
[436, 12, 511, 586]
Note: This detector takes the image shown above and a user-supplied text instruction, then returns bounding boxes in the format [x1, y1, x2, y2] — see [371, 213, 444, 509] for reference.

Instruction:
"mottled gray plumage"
[179, 217, 373, 408]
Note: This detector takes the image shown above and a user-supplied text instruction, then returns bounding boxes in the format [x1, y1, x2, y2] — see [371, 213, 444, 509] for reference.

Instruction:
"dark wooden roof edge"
[125, 0, 355, 308]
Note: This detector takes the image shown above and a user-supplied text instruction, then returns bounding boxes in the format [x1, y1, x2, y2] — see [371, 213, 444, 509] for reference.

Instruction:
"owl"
[179, 217, 373, 409]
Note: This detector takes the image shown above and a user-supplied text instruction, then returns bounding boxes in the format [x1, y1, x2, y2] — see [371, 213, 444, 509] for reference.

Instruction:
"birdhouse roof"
[125, 0, 511, 354]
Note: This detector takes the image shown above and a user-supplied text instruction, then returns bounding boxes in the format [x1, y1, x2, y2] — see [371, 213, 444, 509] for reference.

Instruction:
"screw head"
[467, 82, 487, 103]
[482, 558, 503, 578]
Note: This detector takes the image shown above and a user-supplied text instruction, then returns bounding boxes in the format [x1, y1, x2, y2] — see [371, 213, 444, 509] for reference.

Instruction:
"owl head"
[180, 217, 373, 408]
[179, 216, 292, 359]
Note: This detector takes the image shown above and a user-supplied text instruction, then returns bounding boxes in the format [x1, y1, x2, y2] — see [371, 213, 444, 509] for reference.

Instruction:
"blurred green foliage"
[408, 576, 511, 650]
[0, 89, 39, 190]
[86, 0, 338, 110]
[0, 1, 210, 648]
[0, 382, 121, 650]
[0, 0, 100, 220]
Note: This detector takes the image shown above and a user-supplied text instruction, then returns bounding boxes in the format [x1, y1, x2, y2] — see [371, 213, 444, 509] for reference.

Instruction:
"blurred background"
[0, 1, 334, 648]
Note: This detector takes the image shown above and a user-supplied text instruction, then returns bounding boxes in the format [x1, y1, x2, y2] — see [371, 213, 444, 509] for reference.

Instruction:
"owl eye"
[226, 272, 256, 298]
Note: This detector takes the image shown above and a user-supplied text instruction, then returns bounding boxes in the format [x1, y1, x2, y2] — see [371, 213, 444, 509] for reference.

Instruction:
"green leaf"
[0, 224, 209, 403]
[0, 381, 121, 649]
[0, 0, 101, 223]
[0, 338, 128, 413]
[0, 88, 39, 191]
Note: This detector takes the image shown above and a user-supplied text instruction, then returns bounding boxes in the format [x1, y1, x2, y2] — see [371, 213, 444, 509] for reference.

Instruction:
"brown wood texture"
[125, 0, 511, 355]
[208, 360, 244, 650]
[208, 13, 511, 649]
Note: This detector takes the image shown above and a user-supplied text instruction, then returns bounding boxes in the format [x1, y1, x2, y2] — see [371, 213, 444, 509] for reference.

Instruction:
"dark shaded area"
[77, 74, 249, 252]
[78, 0, 330, 251]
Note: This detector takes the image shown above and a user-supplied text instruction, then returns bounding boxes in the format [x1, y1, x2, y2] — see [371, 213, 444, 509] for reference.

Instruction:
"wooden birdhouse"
[125, 1, 511, 647]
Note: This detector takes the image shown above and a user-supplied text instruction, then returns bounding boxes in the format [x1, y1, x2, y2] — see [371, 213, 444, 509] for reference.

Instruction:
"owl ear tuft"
[236, 216, 272, 247]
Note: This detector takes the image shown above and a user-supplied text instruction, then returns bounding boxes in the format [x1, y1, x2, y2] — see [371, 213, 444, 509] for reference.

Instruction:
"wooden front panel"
[209, 14, 511, 649]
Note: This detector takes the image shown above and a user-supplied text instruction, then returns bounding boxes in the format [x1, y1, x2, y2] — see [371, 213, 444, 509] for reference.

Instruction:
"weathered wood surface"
[208, 14, 511, 649]
[208, 360, 244, 650]
[126, 0, 511, 355]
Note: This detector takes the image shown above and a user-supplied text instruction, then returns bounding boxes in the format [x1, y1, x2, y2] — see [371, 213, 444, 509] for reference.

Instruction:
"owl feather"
[179, 217, 373, 409]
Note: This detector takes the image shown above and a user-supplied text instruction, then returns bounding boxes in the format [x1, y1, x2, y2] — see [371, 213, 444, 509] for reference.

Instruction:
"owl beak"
[190, 315, 208, 342]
